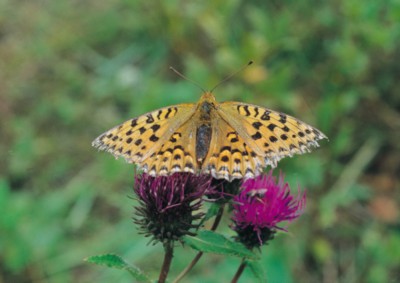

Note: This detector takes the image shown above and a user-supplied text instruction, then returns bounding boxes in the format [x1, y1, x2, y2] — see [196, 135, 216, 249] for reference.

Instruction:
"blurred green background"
[1, 0, 399, 282]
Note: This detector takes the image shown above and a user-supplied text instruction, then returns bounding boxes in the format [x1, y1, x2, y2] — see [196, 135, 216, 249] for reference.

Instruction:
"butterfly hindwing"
[140, 119, 198, 176]
[201, 112, 265, 180]
[92, 104, 196, 163]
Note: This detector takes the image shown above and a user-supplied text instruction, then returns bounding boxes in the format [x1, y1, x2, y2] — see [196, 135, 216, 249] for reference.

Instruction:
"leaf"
[246, 259, 266, 283]
[183, 231, 258, 259]
[85, 254, 151, 282]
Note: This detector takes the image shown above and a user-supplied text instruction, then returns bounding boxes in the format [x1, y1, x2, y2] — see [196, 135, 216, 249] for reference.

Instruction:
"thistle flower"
[232, 171, 306, 249]
[133, 173, 212, 245]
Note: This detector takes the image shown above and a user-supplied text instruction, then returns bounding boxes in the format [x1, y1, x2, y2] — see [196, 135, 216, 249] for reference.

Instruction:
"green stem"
[231, 259, 247, 283]
[173, 204, 225, 283]
[159, 242, 174, 283]
[210, 203, 224, 231]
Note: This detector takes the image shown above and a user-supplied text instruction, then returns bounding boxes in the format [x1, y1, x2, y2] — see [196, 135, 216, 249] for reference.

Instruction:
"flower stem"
[159, 242, 174, 283]
[231, 259, 247, 283]
[173, 204, 225, 283]
[172, 252, 203, 283]
[210, 203, 225, 231]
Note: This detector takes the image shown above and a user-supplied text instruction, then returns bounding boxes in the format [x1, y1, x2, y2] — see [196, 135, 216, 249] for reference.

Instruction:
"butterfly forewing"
[217, 101, 327, 167]
[92, 104, 196, 163]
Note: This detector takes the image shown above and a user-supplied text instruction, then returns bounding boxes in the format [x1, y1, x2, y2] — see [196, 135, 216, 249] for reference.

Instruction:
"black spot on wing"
[261, 110, 271, 120]
[254, 107, 259, 117]
[279, 113, 287, 124]
[146, 114, 154, 123]
[251, 132, 262, 140]
[252, 122, 262, 130]
[220, 146, 231, 153]
[267, 123, 277, 132]
[138, 127, 146, 134]
[243, 105, 251, 116]
[221, 156, 229, 162]
[157, 110, 162, 120]
[151, 124, 161, 132]
[165, 108, 172, 118]
[149, 135, 159, 142]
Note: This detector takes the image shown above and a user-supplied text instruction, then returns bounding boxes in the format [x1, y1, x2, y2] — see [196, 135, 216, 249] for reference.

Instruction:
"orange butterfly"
[92, 89, 327, 181]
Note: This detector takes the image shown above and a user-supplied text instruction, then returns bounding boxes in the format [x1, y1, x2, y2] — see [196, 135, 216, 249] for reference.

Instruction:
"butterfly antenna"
[210, 60, 253, 93]
[169, 66, 206, 93]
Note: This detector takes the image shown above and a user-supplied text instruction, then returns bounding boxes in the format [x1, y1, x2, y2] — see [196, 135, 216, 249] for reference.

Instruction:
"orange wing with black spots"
[217, 101, 327, 172]
[93, 91, 327, 181]
[140, 119, 198, 176]
[201, 114, 265, 180]
[92, 104, 196, 167]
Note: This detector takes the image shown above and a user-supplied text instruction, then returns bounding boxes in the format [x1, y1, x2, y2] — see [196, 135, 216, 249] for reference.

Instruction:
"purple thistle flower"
[232, 171, 306, 249]
[133, 173, 212, 245]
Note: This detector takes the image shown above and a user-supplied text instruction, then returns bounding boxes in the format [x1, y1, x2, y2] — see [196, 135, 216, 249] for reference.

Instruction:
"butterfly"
[92, 90, 327, 181]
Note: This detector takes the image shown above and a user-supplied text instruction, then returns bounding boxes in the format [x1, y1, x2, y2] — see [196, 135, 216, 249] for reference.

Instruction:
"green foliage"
[246, 259, 266, 283]
[86, 254, 151, 282]
[183, 231, 258, 259]
[1, 0, 399, 282]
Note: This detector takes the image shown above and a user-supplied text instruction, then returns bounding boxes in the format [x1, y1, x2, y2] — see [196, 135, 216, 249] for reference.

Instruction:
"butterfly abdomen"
[196, 124, 211, 164]
[195, 100, 214, 164]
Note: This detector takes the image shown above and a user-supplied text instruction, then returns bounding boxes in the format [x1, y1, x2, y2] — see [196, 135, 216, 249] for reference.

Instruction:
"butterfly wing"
[92, 104, 196, 165]
[201, 112, 265, 180]
[140, 118, 198, 176]
[217, 101, 327, 170]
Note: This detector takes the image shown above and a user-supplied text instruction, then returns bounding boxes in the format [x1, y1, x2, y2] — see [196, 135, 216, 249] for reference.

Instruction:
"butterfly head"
[197, 92, 217, 121]
[200, 91, 217, 104]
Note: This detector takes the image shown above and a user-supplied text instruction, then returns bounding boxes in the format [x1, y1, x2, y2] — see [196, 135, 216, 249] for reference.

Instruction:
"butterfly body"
[195, 93, 216, 164]
[93, 91, 327, 181]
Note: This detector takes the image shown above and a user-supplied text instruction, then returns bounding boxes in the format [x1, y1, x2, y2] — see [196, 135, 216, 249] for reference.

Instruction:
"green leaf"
[85, 254, 151, 282]
[246, 259, 266, 283]
[183, 231, 258, 259]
